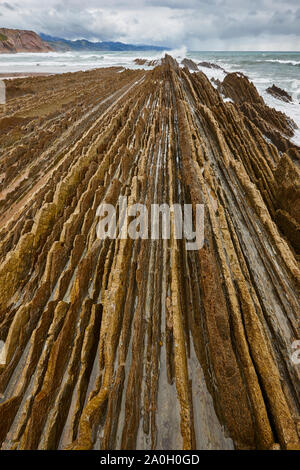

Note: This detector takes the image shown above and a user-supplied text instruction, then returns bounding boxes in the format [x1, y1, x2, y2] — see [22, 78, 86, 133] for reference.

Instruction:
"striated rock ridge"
[181, 58, 199, 71]
[0, 28, 53, 54]
[134, 58, 161, 67]
[198, 61, 227, 73]
[219, 72, 299, 153]
[267, 84, 293, 103]
[0, 57, 299, 450]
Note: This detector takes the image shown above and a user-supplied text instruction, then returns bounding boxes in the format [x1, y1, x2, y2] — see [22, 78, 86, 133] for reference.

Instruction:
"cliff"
[0, 28, 53, 54]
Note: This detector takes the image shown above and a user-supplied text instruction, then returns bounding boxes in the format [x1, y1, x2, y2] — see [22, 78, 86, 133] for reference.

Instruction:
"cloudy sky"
[0, 0, 299, 50]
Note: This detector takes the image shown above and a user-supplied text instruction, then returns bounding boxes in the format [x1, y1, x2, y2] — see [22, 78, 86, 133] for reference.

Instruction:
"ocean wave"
[133, 45, 188, 62]
[258, 59, 300, 66]
[166, 46, 187, 59]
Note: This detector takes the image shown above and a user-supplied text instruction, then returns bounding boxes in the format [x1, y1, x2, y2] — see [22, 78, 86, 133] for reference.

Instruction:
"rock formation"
[0, 56, 299, 450]
[198, 61, 227, 73]
[266, 84, 293, 103]
[181, 58, 199, 71]
[0, 28, 53, 54]
[219, 72, 298, 152]
[220, 72, 264, 105]
[134, 58, 161, 67]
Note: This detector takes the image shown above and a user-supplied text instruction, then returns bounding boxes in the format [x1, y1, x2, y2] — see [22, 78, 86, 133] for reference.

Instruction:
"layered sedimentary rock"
[181, 58, 199, 71]
[134, 58, 161, 67]
[220, 72, 265, 105]
[198, 61, 227, 73]
[267, 84, 293, 103]
[0, 56, 299, 451]
[219, 72, 298, 152]
[0, 28, 53, 54]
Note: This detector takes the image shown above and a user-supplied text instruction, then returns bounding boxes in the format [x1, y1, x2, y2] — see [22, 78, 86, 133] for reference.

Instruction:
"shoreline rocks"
[218, 72, 298, 152]
[181, 58, 199, 71]
[134, 58, 161, 66]
[198, 61, 227, 73]
[0, 57, 299, 451]
[266, 84, 293, 103]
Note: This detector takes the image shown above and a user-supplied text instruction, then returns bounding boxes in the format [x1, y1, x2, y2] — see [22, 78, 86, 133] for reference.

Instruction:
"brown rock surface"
[267, 84, 293, 103]
[218, 72, 298, 152]
[0, 57, 299, 451]
[220, 72, 265, 105]
[181, 58, 199, 71]
[198, 61, 227, 73]
[134, 58, 161, 67]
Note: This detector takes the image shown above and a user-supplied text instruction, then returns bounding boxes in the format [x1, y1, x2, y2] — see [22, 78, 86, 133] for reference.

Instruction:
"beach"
[0, 55, 299, 450]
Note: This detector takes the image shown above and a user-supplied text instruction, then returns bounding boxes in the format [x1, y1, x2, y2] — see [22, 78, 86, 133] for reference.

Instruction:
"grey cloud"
[0, 0, 299, 50]
[218, 8, 300, 39]
[2, 2, 15, 10]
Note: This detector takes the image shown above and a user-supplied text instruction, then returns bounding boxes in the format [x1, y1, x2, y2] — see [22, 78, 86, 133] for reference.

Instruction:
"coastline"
[0, 58, 299, 450]
[0, 49, 299, 144]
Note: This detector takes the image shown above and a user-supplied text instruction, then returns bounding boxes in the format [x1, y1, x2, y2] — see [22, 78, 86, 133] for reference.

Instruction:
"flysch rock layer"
[0, 56, 299, 450]
[266, 84, 293, 103]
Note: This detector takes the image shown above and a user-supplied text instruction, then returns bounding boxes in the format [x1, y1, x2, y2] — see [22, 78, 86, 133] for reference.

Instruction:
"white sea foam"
[259, 59, 300, 66]
[261, 90, 300, 146]
[197, 65, 226, 84]
[166, 46, 188, 60]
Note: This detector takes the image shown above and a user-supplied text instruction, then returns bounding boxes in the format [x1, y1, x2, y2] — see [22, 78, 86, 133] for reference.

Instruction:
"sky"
[0, 0, 299, 51]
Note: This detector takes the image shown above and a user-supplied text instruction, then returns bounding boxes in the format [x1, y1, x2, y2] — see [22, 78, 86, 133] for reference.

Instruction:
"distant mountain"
[40, 33, 169, 52]
[0, 28, 53, 54]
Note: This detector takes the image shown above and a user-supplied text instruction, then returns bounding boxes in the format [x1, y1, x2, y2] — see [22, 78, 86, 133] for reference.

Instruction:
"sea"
[1, 48, 300, 145]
